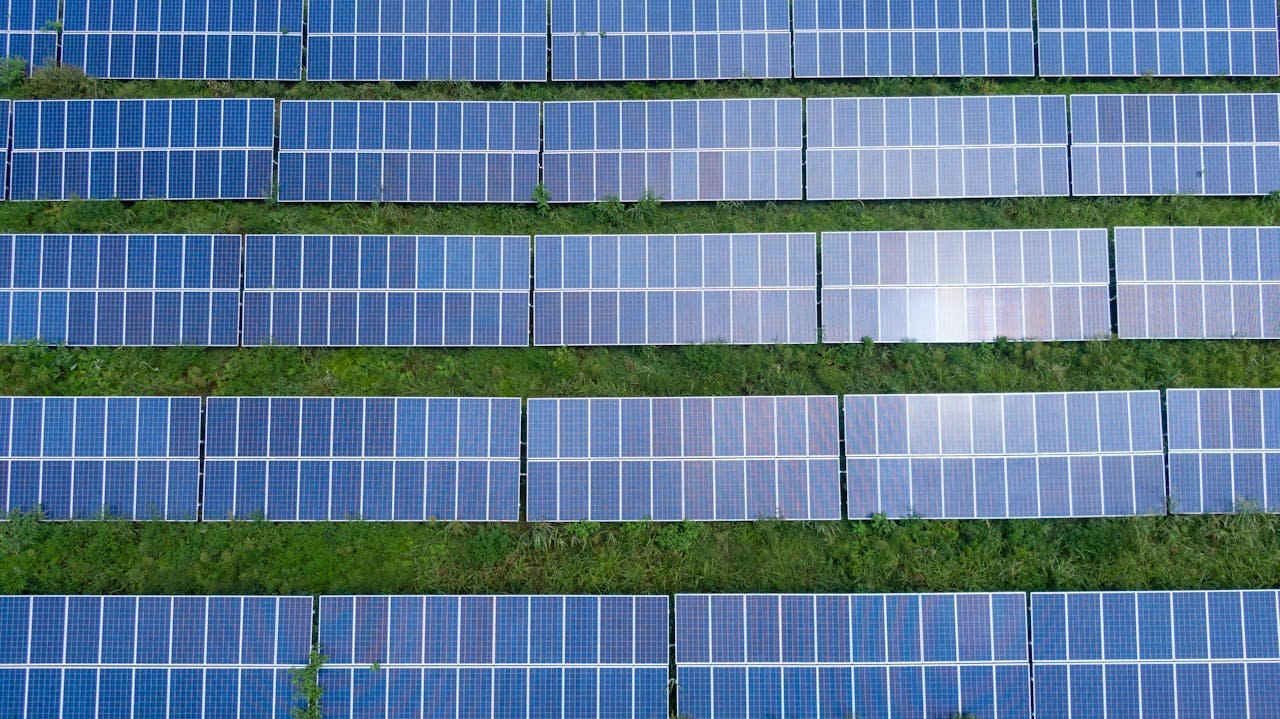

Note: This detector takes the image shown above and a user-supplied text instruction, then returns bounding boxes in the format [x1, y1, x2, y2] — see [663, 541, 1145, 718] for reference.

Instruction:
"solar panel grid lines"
[1069, 93, 1280, 196]
[843, 390, 1167, 520]
[541, 98, 804, 203]
[792, 0, 1035, 78]
[550, 0, 792, 81]
[306, 0, 548, 82]
[820, 228, 1113, 343]
[0, 0, 57, 74]
[1166, 387, 1280, 514]
[805, 95, 1071, 200]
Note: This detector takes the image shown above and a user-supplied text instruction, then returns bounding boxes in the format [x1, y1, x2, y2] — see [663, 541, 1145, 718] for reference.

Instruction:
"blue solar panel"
[1071, 94, 1280, 196]
[0, 0, 57, 72]
[308, 0, 546, 81]
[534, 234, 817, 346]
[60, 0, 304, 79]
[821, 229, 1112, 343]
[242, 235, 530, 347]
[542, 99, 804, 202]
[0, 396, 201, 520]
[844, 391, 1166, 519]
[0, 595, 313, 718]
[1032, 591, 1280, 719]
[318, 595, 669, 719]
[1039, 0, 1280, 76]
[0, 235, 241, 346]
[203, 397, 521, 521]
[551, 0, 791, 80]
[1167, 388, 1280, 514]
[793, 0, 1034, 77]
[10, 99, 275, 201]
[527, 396, 841, 521]
[1115, 226, 1280, 338]
[676, 593, 1031, 719]
[807, 96, 1070, 200]
[278, 100, 540, 203]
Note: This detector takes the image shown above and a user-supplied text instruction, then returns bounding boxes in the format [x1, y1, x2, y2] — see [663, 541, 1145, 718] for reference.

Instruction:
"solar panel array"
[675, 593, 1031, 719]
[277, 100, 541, 203]
[203, 397, 520, 521]
[0, 397, 201, 520]
[0, 595, 313, 719]
[542, 99, 804, 202]
[1032, 590, 1280, 719]
[318, 595, 669, 719]
[526, 396, 840, 521]
[534, 233, 817, 346]
[550, 0, 791, 81]
[0, 0, 57, 72]
[307, 0, 546, 81]
[1167, 388, 1280, 514]
[806, 96, 1070, 200]
[1, 235, 241, 346]
[60, 0, 304, 80]
[242, 235, 530, 347]
[821, 229, 1111, 343]
[793, 0, 1035, 78]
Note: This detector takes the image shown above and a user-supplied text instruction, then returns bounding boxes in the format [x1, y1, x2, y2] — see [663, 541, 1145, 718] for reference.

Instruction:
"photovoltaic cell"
[534, 234, 817, 346]
[242, 235, 530, 347]
[0, 397, 201, 520]
[806, 96, 1070, 200]
[307, 0, 546, 81]
[844, 391, 1167, 519]
[793, 0, 1035, 77]
[277, 100, 541, 203]
[0, 0, 57, 72]
[202, 397, 521, 521]
[60, 0, 304, 80]
[526, 396, 841, 521]
[550, 0, 791, 80]
[1038, 0, 1280, 76]
[0, 235, 241, 346]
[1167, 388, 1280, 514]
[675, 593, 1031, 719]
[1115, 226, 1280, 339]
[542, 99, 804, 202]
[821, 229, 1111, 343]
[1070, 94, 1280, 196]
[317, 595, 669, 719]
[1032, 591, 1280, 719]
[0, 595, 314, 719]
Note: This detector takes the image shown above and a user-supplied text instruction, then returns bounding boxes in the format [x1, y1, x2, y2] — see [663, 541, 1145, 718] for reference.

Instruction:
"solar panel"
[242, 235, 530, 347]
[821, 229, 1112, 343]
[1032, 590, 1280, 719]
[60, 0, 304, 80]
[1167, 388, 1280, 514]
[1115, 226, 1280, 339]
[318, 595, 669, 719]
[550, 0, 791, 80]
[534, 234, 817, 346]
[1, 235, 241, 346]
[527, 396, 841, 521]
[793, 0, 1035, 77]
[1038, 0, 1280, 76]
[0, 396, 201, 521]
[202, 397, 521, 521]
[542, 99, 804, 202]
[807, 96, 1070, 200]
[844, 391, 1167, 519]
[307, 0, 546, 81]
[278, 100, 540, 203]
[0, 0, 57, 72]
[0, 595, 314, 718]
[675, 593, 1031, 719]
[1070, 94, 1280, 196]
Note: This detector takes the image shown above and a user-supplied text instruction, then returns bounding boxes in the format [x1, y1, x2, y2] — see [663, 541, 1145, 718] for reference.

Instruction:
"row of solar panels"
[2, 590, 1279, 719]
[1, 388, 1275, 522]
[2, 94, 1280, 202]
[3, 0, 1278, 81]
